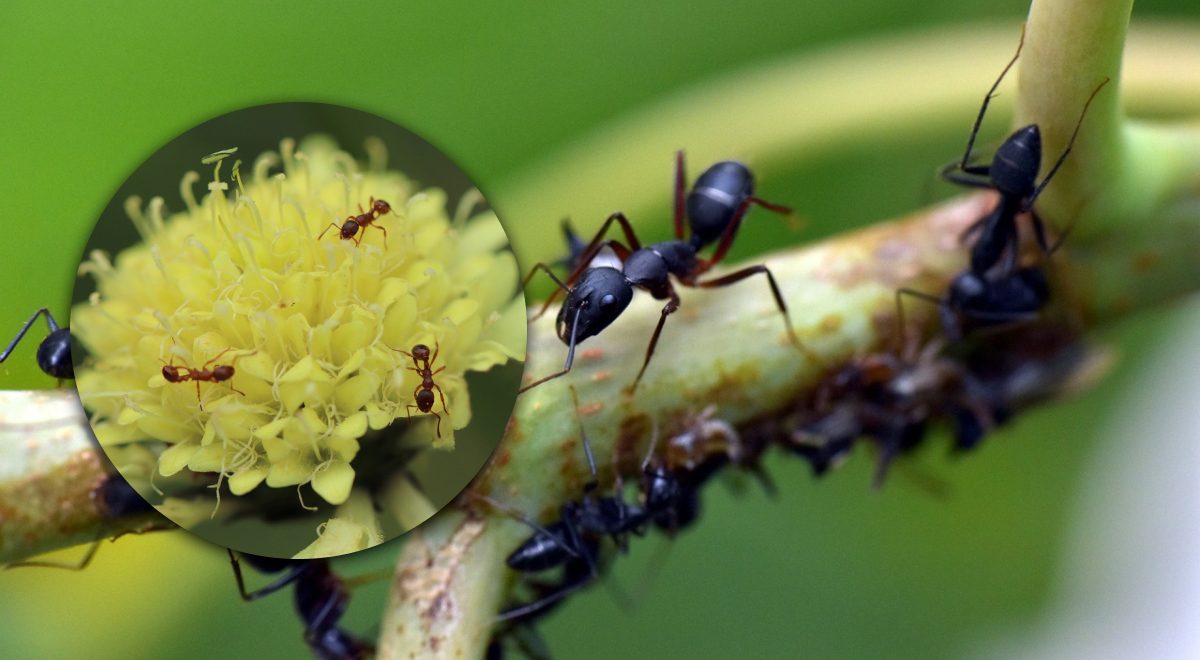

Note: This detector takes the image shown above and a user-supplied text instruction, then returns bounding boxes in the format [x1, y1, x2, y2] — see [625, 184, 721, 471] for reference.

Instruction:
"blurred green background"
[1, 1, 1199, 658]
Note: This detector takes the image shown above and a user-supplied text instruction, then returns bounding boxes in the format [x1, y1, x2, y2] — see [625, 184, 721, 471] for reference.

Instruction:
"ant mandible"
[318, 197, 394, 248]
[520, 150, 810, 394]
[395, 343, 449, 438]
[228, 551, 374, 660]
[0, 308, 73, 382]
[160, 346, 249, 408]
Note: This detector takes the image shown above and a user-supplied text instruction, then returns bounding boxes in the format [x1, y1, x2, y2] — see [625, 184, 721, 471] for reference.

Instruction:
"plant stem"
[380, 6, 1200, 658]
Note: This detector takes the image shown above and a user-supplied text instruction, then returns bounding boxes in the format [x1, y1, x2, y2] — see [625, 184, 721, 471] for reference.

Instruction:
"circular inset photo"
[71, 103, 525, 558]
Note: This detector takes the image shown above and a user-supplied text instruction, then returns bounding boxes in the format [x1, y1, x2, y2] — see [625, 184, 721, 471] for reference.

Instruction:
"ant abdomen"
[36, 328, 73, 380]
[686, 160, 754, 246]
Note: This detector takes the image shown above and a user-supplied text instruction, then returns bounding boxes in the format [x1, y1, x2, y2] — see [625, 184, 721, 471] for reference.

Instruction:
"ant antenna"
[569, 385, 599, 491]
[640, 415, 660, 473]
[1027, 77, 1111, 207]
[518, 306, 582, 394]
[957, 24, 1025, 170]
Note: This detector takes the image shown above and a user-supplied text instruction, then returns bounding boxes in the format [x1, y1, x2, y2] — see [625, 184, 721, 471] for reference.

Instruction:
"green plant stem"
[381, 10, 1200, 660]
[0, 391, 162, 563]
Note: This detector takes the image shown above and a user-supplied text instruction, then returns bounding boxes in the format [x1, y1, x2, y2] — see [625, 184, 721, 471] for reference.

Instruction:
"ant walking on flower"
[160, 346, 253, 408]
[395, 343, 449, 439]
[318, 197, 395, 247]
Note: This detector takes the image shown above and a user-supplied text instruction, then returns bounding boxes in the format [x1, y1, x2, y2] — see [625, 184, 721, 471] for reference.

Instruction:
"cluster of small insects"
[228, 552, 374, 660]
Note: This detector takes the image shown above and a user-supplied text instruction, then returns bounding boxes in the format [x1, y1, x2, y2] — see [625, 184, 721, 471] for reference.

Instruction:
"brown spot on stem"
[819, 314, 842, 333]
[578, 401, 603, 416]
[581, 348, 604, 361]
[591, 371, 612, 382]
[1132, 251, 1160, 273]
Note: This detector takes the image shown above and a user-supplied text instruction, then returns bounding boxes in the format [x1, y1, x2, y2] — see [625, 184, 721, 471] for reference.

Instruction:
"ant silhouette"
[394, 343, 449, 439]
[520, 150, 809, 394]
[160, 346, 251, 408]
[485, 390, 695, 622]
[898, 28, 1108, 340]
[228, 551, 374, 660]
[0, 308, 72, 383]
[318, 197, 394, 247]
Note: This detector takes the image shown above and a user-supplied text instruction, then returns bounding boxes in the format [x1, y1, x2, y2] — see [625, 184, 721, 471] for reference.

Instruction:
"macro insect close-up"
[3, 1, 1200, 659]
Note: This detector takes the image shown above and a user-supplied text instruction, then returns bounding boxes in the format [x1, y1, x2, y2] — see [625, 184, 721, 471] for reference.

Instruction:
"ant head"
[415, 388, 435, 412]
[371, 198, 392, 216]
[555, 267, 633, 344]
[162, 364, 183, 382]
[687, 160, 755, 247]
[36, 328, 74, 380]
[410, 344, 431, 361]
[340, 220, 360, 238]
[991, 124, 1041, 199]
[212, 365, 235, 382]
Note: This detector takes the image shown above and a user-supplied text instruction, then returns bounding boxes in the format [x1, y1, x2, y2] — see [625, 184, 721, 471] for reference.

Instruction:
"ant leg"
[430, 341, 440, 366]
[6, 540, 101, 570]
[673, 150, 687, 240]
[696, 265, 821, 364]
[628, 292, 680, 394]
[432, 383, 449, 415]
[429, 410, 442, 438]
[953, 24, 1025, 172]
[695, 198, 750, 273]
[373, 223, 389, 250]
[201, 347, 237, 371]
[1027, 78, 1110, 206]
[518, 306, 583, 394]
[0, 308, 59, 364]
[895, 287, 957, 341]
[496, 556, 598, 623]
[227, 550, 305, 601]
[318, 223, 342, 240]
[227, 383, 246, 397]
[939, 162, 995, 189]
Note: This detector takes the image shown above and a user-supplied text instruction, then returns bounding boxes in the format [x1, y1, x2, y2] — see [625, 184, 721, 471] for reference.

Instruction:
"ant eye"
[600, 294, 615, 306]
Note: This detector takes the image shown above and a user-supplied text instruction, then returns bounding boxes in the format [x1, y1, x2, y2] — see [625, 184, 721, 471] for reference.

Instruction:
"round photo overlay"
[71, 103, 525, 558]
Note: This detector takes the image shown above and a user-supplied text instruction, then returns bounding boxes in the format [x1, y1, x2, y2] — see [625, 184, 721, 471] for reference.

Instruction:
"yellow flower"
[75, 136, 525, 507]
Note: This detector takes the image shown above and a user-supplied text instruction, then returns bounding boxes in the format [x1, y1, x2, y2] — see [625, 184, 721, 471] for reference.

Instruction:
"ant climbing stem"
[227, 551, 374, 660]
[519, 151, 816, 395]
[395, 342, 449, 438]
[317, 196, 394, 248]
[940, 23, 1110, 275]
[0, 308, 73, 382]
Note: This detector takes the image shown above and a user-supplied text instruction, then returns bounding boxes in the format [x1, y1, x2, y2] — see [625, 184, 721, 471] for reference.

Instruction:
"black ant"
[940, 27, 1107, 275]
[228, 551, 374, 660]
[898, 29, 1108, 339]
[0, 308, 72, 382]
[160, 346, 249, 406]
[489, 390, 699, 622]
[318, 197, 394, 247]
[520, 150, 808, 394]
[395, 343, 448, 438]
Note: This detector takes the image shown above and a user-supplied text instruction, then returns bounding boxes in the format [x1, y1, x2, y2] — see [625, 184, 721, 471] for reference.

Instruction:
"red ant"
[318, 197, 394, 247]
[395, 343, 449, 438]
[160, 347, 250, 408]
